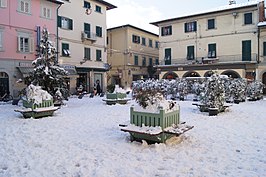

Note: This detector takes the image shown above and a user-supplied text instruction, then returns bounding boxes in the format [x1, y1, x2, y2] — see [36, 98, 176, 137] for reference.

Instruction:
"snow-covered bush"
[25, 84, 52, 104]
[247, 80, 264, 100]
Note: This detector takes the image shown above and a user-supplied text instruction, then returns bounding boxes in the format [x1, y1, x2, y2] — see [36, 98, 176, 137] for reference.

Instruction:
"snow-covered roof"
[46, 0, 64, 4]
[151, 0, 262, 26]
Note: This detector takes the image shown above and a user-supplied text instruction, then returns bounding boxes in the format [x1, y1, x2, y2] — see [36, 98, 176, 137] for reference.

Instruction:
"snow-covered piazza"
[0, 94, 265, 177]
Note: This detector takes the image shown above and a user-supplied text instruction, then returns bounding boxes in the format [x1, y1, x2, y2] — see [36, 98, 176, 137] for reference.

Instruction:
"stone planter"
[208, 107, 219, 116]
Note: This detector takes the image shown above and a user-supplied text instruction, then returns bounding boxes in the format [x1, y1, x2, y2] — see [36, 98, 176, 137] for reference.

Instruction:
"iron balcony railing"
[81, 31, 97, 41]
[160, 53, 258, 65]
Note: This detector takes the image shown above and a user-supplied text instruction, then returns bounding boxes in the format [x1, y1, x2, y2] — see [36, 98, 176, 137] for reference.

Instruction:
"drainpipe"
[56, 4, 62, 64]
[257, 27, 260, 64]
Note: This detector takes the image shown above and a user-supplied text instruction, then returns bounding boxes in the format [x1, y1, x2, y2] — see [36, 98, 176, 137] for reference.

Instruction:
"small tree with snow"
[200, 73, 225, 112]
[24, 28, 69, 102]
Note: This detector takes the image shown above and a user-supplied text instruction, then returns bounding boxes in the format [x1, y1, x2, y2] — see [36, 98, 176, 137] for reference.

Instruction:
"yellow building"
[151, 0, 266, 93]
[107, 24, 159, 88]
[58, 0, 116, 94]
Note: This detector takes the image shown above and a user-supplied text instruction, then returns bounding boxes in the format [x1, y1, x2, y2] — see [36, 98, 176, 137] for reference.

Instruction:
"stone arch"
[182, 71, 201, 78]
[162, 72, 178, 80]
[204, 70, 215, 77]
[0, 72, 10, 97]
[221, 70, 241, 78]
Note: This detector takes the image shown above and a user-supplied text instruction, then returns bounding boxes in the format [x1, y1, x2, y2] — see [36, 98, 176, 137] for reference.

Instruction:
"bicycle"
[0, 93, 13, 102]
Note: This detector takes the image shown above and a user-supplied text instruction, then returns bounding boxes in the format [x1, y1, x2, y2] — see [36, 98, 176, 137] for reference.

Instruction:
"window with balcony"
[141, 37, 146, 46]
[134, 55, 138, 65]
[62, 43, 70, 57]
[149, 39, 153, 47]
[84, 47, 91, 60]
[165, 48, 171, 65]
[142, 57, 146, 66]
[95, 5, 101, 13]
[58, 16, 73, 30]
[132, 35, 140, 44]
[96, 26, 102, 37]
[208, 19, 215, 30]
[208, 43, 216, 58]
[41, 5, 52, 19]
[17, 33, 34, 53]
[96, 49, 102, 61]
[244, 12, 252, 25]
[187, 46, 195, 60]
[184, 21, 197, 32]
[0, 0, 7, 8]
[161, 26, 172, 36]
[84, 1, 91, 8]
[18, 0, 31, 14]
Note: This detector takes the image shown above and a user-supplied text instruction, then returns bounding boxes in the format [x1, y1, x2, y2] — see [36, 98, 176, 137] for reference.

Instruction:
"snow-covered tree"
[24, 28, 69, 102]
[200, 73, 225, 112]
[247, 80, 264, 101]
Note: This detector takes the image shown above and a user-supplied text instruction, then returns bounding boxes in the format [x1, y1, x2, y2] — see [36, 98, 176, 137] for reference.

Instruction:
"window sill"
[95, 11, 102, 14]
[17, 10, 31, 15]
[40, 16, 52, 20]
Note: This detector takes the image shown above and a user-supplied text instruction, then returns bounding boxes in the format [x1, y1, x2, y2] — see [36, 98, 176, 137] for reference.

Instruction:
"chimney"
[259, 1, 266, 22]
[229, 0, 236, 5]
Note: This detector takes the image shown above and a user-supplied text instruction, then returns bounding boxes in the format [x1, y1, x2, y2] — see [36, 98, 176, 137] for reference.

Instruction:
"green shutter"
[84, 23, 90, 32]
[57, 16, 61, 27]
[242, 40, 251, 61]
[194, 21, 197, 31]
[208, 44, 216, 58]
[165, 48, 171, 65]
[263, 42, 266, 56]
[187, 46, 194, 60]
[69, 19, 73, 30]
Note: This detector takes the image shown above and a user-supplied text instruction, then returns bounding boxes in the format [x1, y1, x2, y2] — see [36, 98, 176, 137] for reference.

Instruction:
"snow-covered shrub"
[26, 84, 52, 104]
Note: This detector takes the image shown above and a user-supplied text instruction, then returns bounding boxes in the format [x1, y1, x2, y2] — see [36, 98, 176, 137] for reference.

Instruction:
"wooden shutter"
[17, 37, 21, 52]
[263, 42, 266, 56]
[30, 37, 34, 53]
[57, 16, 62, 27]
[184, 23, 188, 32]
[193, 21, 197, 31]
[69, 19, 73, 30]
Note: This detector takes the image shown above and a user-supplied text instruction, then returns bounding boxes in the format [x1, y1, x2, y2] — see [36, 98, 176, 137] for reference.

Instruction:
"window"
[41, 5, 52, 19]
[244, 12, 252, 25]
[58, 16, 73, 30]
[96, 26, 102, 37]
[18, 0, 31, 14]
[141, 37, 146, 46]
[164, 48, 171, 65]
[142, 57, 146, 66]
[132, 35, 140, 44]
[84, 1, 91, 8]
[96, 49, 102, 61]
[84, 47, 91, 60]
[187, 46, 195, 60]
[0, 0, 7, 8]
[17, 35, 34, 53]
[96, 5, 101, 13]
[161, 26, 172, 36]
[208, 19, 215, 30]
[208, 43, 216, 58]
[155, 41, 159, 48]
[149, 57, 153, 66]
[263, 42, 266, 56]
[155, 58, 159, 65]
[184, 21, 197, 32]
[149, 39, 153, 47]
[62, 43, 70, 57]
[134, 55, 138, 65]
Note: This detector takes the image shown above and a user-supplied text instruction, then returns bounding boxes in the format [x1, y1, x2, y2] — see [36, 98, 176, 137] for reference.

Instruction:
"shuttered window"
[187, 46, 195, 60]
[244, 13, 252, 25]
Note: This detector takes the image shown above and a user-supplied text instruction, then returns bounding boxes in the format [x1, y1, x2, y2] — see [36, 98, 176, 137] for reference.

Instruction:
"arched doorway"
[204, 71, 215, 77]
[263, 72, 266, 94]
[162, 72, 178, 80]
[183, 71, 200, 77]
[221, 70, 240, 78]
[0, 72, 9, 97]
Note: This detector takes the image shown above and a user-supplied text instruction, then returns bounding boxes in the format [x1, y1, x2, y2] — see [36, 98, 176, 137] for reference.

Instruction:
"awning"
[60, 65, 77, 75]
[17, 67, 34, 77]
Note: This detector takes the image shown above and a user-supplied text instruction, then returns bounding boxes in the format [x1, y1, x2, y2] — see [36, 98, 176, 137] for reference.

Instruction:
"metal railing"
[159, 53, 258, 65]
[81, 31, 97, 41]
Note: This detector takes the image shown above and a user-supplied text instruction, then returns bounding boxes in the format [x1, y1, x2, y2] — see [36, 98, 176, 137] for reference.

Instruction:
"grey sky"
[107, 0, 253, 34]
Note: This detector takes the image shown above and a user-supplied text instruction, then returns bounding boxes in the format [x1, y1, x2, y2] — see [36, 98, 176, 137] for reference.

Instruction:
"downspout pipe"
[56, 4, 62, 64]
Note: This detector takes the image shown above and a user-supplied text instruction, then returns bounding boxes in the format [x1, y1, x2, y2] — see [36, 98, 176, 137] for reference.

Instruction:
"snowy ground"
[0, 95, 265, 177]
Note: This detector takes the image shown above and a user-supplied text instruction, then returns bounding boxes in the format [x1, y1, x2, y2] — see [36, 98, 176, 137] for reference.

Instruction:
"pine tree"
[24, 28, 69, 102]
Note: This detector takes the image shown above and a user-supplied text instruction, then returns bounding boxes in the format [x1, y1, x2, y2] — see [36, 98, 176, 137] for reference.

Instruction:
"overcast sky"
[106, 0, 253, 34]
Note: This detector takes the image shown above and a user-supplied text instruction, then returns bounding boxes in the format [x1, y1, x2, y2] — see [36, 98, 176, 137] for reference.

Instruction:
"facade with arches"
[152, 1, 266, 94]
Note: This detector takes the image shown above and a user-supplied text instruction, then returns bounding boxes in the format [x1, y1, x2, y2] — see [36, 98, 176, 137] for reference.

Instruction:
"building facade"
[107, 24, 159, 88]
[0, 0, 63, 98]
[151, 0, 266, 93]
[58, 0, 116, 94]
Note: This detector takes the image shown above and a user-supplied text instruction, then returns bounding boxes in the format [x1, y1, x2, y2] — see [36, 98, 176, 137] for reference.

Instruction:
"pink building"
[0, 0, 63, 98]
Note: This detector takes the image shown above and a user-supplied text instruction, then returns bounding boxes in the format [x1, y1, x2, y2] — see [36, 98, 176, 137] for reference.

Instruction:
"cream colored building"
[151, 0, 266, 93]
[58, 0, 116, 94]
[107, 25, 159, 88]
